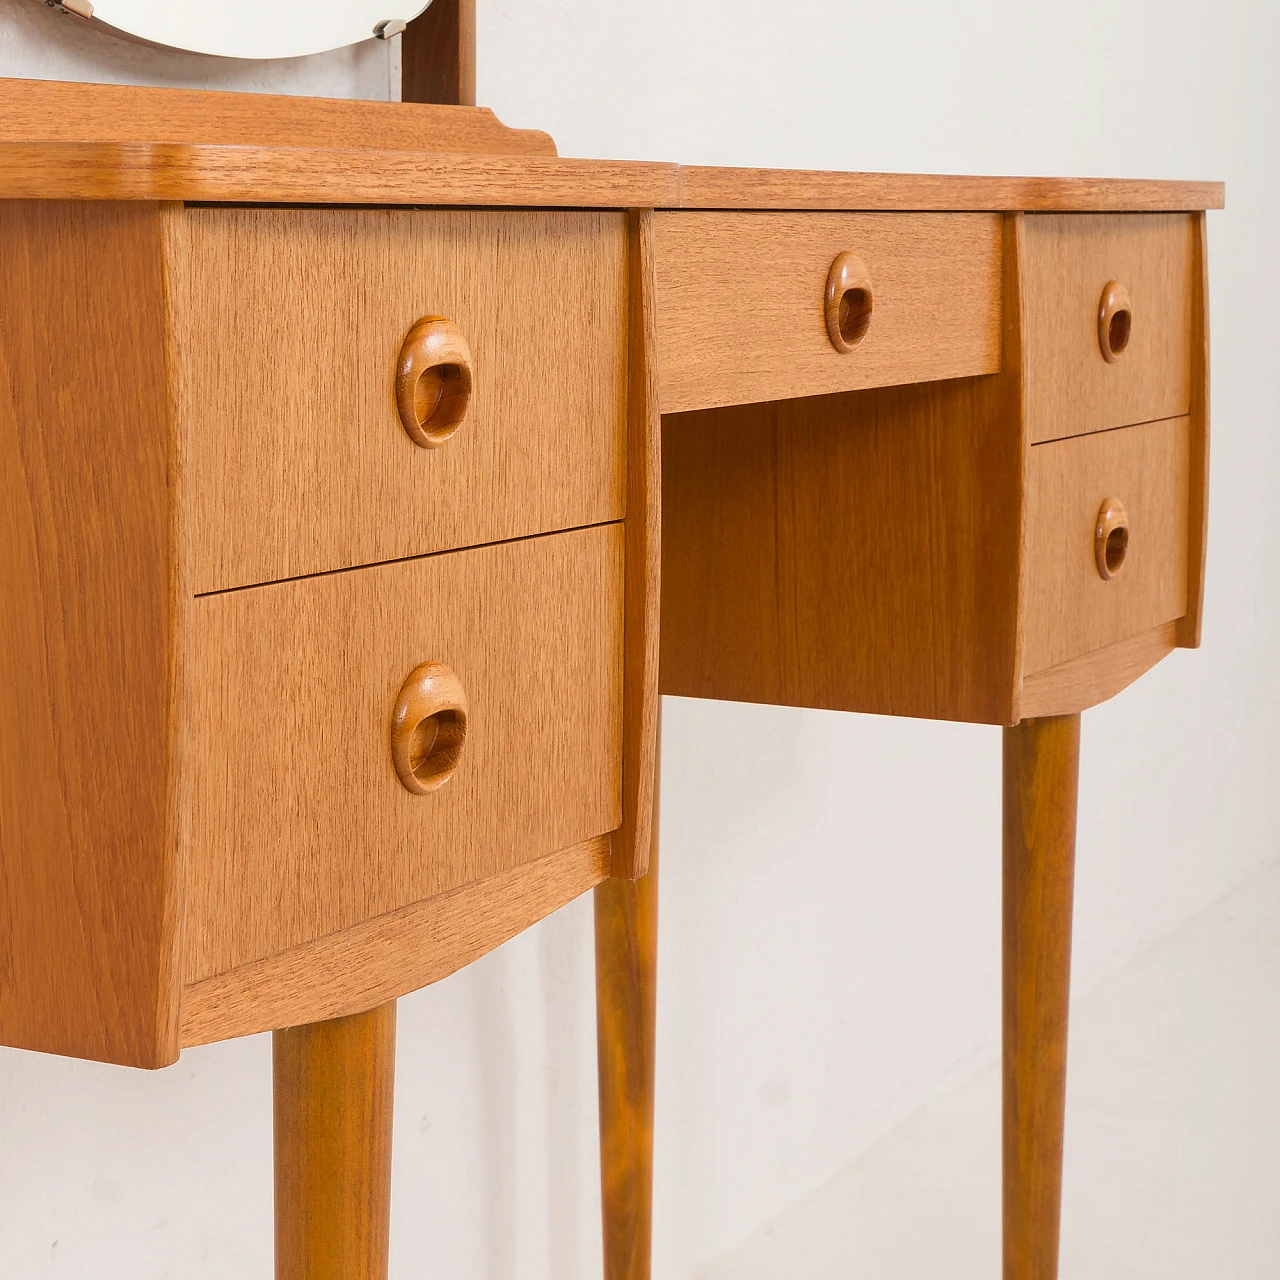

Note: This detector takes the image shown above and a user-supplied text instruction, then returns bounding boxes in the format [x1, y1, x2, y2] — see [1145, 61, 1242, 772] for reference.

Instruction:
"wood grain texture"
[402, 0, 476, 106]
[388, 661, 469, 794]
[0, 75, 551, 154]
[0, 141, 680, 207]
[274, 1002, 396, 1280]
[186, 525, 624, 981]
[1023, 214, 1196, 443]
[1023, 417, 1190, 676]
[1019, 622, 1176, 720]
[660, 215, 1027, 725]
[176, 207, 626, 593]
[0, 140, 1223, 212]
[595, 712, 660, 1280]
[613, 211, 662, 879]
[393, 315, 474, 448]
[0, 201, 187, 1068]
[182, 837, 610, 1047]
[659, 381, 1023, 723]
[655, 212, 1003, 412]
[1003, 715, 1080, 1280]
[1177, 212, 1211, 648]
[671, 167, 1224, 214]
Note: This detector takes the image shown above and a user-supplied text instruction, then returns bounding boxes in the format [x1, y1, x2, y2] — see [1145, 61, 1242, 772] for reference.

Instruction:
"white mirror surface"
[85, 0, 431, 60]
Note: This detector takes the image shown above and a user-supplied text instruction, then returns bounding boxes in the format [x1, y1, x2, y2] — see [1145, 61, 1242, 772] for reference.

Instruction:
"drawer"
[185, 523, 624, 980]
[175, 207, 627, 593]
[1023, 214, 1195, 443]
[1023, 416, 1190, 676]
[653, 211, 1003, 413]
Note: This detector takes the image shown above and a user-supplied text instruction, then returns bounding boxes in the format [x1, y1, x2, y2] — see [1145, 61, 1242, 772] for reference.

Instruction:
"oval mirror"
[59, 0, 432, 60]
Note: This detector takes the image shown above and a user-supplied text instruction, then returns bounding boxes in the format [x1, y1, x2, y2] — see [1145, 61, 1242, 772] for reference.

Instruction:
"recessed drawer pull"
[395, 316, 474, 447]
[1097, 281, 1133, 363]
[390, 661, 469, 794]
[824, 251, 874, 352]
[1094, 497, 1130, 579]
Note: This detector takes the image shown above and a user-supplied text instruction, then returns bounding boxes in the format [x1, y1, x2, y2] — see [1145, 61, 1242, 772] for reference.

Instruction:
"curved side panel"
[180, 836, 611, 1047]
[1018, 621, 1176, 720]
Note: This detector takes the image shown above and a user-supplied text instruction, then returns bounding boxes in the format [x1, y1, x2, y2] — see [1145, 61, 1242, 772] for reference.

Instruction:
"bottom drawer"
[1024, 416, 1190, 676]
[185, 523, 624, 982]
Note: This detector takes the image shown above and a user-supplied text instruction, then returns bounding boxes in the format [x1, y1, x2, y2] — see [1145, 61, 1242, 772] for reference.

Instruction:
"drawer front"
[176, 208, 627, 594]
[1024, 417, 1190, 676]
[1024, 214, 1195, 444]
[185, 524, 624, 980]
[654, 211, 1003, 413]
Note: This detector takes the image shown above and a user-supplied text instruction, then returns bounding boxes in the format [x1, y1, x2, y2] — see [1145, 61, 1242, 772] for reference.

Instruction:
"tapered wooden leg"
[273, 1001, 397, 1280]
[595, 770, 660, 1280]
[1003, 714, 1081, 1280]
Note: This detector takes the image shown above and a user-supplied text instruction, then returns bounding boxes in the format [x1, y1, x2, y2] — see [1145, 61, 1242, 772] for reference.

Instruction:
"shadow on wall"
[0, 0, 396, 97]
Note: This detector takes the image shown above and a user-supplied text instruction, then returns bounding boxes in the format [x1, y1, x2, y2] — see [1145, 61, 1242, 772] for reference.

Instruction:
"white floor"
[695, 859, 1280, 1279]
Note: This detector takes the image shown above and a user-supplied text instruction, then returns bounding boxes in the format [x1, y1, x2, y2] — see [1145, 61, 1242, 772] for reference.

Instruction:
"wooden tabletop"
[0, 77, 1224, 212]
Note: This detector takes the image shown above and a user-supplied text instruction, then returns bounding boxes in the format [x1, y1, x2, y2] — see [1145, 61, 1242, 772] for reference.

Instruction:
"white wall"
[0, 1, 1276, 1276]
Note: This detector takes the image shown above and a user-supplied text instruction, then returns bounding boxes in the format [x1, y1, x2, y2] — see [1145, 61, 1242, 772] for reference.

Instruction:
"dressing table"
[0, 23, 1220, 1280]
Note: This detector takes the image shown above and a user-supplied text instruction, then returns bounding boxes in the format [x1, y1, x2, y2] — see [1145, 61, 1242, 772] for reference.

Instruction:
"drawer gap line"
[194, 518, 623, 599]
[1031, 412, 1191, 449]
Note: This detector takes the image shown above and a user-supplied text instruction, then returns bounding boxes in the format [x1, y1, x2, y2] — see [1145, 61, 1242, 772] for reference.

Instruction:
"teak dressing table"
[0, 34, 1220, 1280]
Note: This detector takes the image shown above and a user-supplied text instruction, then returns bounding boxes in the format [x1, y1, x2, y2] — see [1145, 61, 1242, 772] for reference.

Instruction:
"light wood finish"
[596, 714, 660, 1280]
[0, 102, 1224, 212]
[177, 207, 627, 593]
[394, 316, 474, 448]
[614, 210, 662, 880]
[1096, 281, 1133, 363]
[389, 662, 469, 795]
[660, 380, 1023, 723]
[660, 214, 1026, 725]
[1023, 417, 1190, 676]
[0, 140, 679, 207]
[1003, 714, 1080, 1280]
[186, 525, 624, 982]
[182, 836, 610, 1047]
[402, 0, 477, 107]
[1093, 498, 1130, 580]
[274, 1003, 396, 1280]
[823, 250, 874, 352]
[0, 201, 187, 1069]
[1177, 211, 1211, 649]
[1020, 622, 1176, 719]
[0, 76, 553, 155]
[1023, 214, 1196, 443]
[672, 166, 1223, 214]
[654, 212, 1002, 413]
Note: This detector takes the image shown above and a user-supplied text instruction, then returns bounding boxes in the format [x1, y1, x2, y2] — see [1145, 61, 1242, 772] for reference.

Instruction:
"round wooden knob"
[1095, 498, 1130, 580]
[390, 662, 468, 794]
[395, 317, 473, 448]
[824, 252, 874, 352]
[1097, 281, 1132, 363]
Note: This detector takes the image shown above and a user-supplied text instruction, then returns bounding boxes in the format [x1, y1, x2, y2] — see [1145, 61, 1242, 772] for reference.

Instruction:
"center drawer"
[184, 523, 624, 981]
[174, 207, 628, 594]
[653, 211, 1003, 413]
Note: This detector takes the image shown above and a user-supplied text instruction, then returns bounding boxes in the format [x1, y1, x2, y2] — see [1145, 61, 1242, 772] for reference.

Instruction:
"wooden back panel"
[658, 378, 1025, 724]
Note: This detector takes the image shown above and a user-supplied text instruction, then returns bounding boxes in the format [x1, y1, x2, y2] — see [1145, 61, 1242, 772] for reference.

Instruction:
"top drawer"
[1023, 213, 1195, 444]
[175, 208, 627, 594]
[654, 212, 1003, 414]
